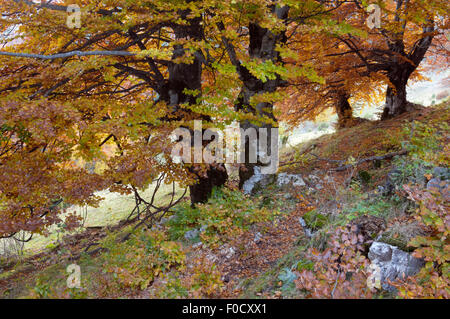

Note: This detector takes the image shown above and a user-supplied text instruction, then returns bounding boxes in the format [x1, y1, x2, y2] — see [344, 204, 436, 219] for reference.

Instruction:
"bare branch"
[0, 50, 135, 60]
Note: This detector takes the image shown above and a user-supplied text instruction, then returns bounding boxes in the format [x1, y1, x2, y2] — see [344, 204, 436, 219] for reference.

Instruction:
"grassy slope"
[0, 102, 448, 299]
[240, 102, 449, 298]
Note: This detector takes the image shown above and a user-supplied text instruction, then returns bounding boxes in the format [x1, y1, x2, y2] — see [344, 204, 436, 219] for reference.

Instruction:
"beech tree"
[215, 0, 334, 187]
[279, 29, 385, 128]
[0, 0, 327, 237]
[330, 0, 449, 119]
[0, 0, 233, 238]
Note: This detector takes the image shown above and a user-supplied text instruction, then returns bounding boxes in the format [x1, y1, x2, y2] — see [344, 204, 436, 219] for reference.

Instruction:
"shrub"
[392, 186, 450, 298]
[168, 187, 273, 248]
[102, 228, 185, 291]
[295, 226, 373, 298]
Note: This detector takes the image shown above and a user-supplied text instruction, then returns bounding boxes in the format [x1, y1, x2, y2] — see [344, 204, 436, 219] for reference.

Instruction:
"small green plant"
[357, 170, 372, 185]
[302, 209, 329, 230]
[167, 187, 274, 247]
[102, 228, 185, 291]
[401, 121, 447, 165]
[32, 278, 52, 298]
[278, 267, 297, 292]
[340, 197, 394, 223]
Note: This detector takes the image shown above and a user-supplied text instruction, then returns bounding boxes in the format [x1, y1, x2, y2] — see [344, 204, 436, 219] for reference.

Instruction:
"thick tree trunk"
[381, 76, 408, 120]
[190, 165, 228, 204]
[236, 6, 289, 190]
[160, 12, 227, 205]
[335, 92, 354, 129]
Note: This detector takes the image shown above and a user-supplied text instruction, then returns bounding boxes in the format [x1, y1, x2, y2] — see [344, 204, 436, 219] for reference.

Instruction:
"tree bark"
[335, 92, 354, 128]
[381, 72, 409, 120]
[235, 6, 289, 189]
[159, 11, 227, 205]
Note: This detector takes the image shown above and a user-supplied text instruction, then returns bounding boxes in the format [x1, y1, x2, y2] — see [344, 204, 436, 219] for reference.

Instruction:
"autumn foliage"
[0, 0, 448, 300]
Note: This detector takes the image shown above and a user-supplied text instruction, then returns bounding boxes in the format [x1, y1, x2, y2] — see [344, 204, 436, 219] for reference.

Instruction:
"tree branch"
[0, 50, 136, 60]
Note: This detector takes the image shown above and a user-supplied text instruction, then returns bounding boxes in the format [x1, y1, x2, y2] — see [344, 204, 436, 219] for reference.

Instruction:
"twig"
[331, 268, 341, 299]
[332, 150, 407, 171]
[278, 144, 317, 167]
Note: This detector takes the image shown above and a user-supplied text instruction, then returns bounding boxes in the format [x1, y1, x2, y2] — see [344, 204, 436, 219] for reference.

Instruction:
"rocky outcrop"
[242, 168, 305, 195]
[368, 241, 424, 292]
[277, 173, 306, 187]
[242, 166, 276, 195]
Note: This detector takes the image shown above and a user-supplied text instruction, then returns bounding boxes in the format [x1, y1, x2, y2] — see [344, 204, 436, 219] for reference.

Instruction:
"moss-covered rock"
[377, 221, 428, 252]
[378, 231, 411, 252]
[302, 210, 329, 230]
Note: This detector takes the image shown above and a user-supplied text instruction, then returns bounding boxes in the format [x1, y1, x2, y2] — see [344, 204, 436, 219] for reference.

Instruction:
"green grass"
[18, 181, 187, 255]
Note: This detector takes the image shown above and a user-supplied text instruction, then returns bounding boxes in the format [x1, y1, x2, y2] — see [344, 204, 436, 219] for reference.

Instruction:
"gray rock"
[206, 253, 218, 263]
[277, 173, 305, 187]
[159, 215, 175, 225]
[433, 167, 450, 180]
[368, 242, 424, 291]
[298, 217, 313, 238]
[254, 232, 262, 244]
[242, 166, 276, 195]
[219, 244, 235, 259]
[184, 229, 199, 241]
[283, 193, 293, 200]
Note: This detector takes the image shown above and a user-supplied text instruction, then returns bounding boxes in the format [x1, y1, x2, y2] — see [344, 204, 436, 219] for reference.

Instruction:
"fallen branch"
[278, 144, 317, 167]
[310, 153, 344, 164]
[332, 150, 407, 171]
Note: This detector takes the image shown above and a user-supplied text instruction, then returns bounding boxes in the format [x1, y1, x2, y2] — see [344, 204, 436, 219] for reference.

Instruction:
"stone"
[432, 167, 450, 180]
[298, 217, 313, 238]
[368, 242, 424, 292]
[283, 193, 293, 200]
[184, 229, 199, 241]
[277, 173, 305, 187]
[242, 166, 276, 195]
[254, 232, 262, 244]
[219, 244, 235, 259]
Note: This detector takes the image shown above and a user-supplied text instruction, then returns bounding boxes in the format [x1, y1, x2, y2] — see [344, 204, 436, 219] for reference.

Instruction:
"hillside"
[1, 101, 448, 299]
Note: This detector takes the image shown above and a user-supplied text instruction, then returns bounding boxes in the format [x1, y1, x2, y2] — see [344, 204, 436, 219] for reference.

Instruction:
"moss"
[378, 230, 415, 252]
[295, 259, 314, 272]
[358, 170, 372, 184]
[302, 210, 329, 230]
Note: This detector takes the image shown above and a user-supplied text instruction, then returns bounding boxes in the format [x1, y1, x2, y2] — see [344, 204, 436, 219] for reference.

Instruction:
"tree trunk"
[236, 6, 289, 190]
[160, 12, 227, 205]
[335, 92, 354, 128]
[189, 165, 228, 204]
[381, 76, 408, 120]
